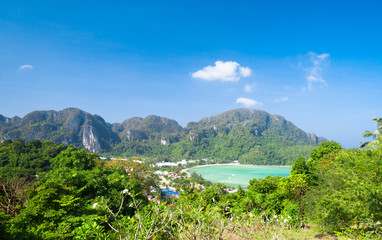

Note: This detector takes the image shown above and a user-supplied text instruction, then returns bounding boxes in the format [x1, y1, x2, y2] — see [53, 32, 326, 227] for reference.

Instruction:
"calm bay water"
[189, 164, 291, 188]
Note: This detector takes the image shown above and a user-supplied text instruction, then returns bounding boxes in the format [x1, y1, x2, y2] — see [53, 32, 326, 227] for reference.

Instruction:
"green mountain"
[184, 109, 325, 164]
[0, 108, 326, 164]
[0, 108, 120, 152]
[187, 109, 324, 144]
[112, 115, 185, 141]
[112, 109, 325, 164]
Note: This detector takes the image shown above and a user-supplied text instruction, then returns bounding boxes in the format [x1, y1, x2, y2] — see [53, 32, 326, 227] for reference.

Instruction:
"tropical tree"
[361, 117, 382, 148]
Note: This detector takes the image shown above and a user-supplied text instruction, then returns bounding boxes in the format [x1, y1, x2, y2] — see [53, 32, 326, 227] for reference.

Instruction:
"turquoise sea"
[189, 164, 291, 188]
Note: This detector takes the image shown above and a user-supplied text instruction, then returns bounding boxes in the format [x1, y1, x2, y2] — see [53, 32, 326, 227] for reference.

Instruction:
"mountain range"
[0, 108, 326, 165]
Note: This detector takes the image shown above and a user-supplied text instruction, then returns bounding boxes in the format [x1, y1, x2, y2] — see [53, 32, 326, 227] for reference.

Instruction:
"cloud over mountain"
[235, 97, 263, 107]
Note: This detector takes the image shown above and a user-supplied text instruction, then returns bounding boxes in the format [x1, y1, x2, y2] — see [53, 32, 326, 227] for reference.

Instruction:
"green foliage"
[301, 121, 382, 234]
[282, 204, 301, 226]
[279, 174, 309, 202]
[190, 172, 213, 187]
[73, 220, 109, 239]
[307, 141, 342, 170]
[305, 147, 382, 231]
[290, 157, 309, 175]
[0, 212, 11, 239]
[243, 161, 312, 226]
[7, 147, 146, 239]
[249, 176, 282, 194]
[51, 147, 98, 170]
[246, 176, 288, 216]
[0, 139, 67, 180]
[201, 183, 228, 207]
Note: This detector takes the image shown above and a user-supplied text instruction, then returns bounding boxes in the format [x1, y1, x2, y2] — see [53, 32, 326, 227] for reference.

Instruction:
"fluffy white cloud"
[304, 52, 329, 90]
[192, 61, 251, 82]
[19, 64, 33, 70]
[239, 66, 252, 77]
[244, 82, 256, 93]
[236, 97, 263, 107]
[274, 96, 289, 102]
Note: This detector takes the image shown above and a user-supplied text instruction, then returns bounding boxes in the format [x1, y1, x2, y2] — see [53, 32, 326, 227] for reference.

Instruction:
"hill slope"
[112, 109, 326, 164]
[0, 108, 326, 164]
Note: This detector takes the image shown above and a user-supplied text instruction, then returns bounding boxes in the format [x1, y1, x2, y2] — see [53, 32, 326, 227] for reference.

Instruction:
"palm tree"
[360, 117, 382, 148]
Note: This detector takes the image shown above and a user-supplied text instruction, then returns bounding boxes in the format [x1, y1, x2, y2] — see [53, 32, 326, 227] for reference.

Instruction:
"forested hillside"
[112, 109, 325, 165]
[0, 139, 67, 180]
[1, 108, 325, 165]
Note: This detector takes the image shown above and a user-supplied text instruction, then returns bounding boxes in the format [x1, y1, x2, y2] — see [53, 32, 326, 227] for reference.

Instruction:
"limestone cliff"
[0, 108, 119, 152]
[82, 124, 101, 152]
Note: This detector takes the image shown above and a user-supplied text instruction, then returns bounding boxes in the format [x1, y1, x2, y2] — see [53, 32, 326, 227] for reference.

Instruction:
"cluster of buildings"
[148, 185, 181, 202]
[153, 170, 183, 179]
[154, 160, 188, 167]
[148, 170, 189, 202]
[154, 159, 210, 167]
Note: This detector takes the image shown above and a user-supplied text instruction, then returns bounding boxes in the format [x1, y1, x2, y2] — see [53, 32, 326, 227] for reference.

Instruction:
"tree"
[0, 177, 32, 216]
[307, 141, 342, 173]
[290, 157, 309, 175]
[248, 176, 281, 194]
[0, 140, 66, 180]
[51, 147, 99, 170]
[104, 157, 155, 194]
[361, 117, 382, 148]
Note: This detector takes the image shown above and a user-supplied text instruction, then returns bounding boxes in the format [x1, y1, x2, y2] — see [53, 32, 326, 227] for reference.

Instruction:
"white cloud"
[317, 53, 330, 60]
[239, 66, 252, 77]
[192, 61, 251, 82]
[244, 82, 257, 93]
[304, 52, 329, 90]
[19, 64, 33, 70]
[274, 96, 289, 102]
[236, 97, 263, 107]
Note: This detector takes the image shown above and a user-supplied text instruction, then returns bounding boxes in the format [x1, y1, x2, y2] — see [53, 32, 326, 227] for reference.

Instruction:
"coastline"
[184, 163, 292, 188]
[184, 163, 292, 173]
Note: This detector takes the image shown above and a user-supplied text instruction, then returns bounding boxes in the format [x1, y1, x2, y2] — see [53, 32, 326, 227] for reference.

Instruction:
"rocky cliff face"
[82, 124, 101, 152]
[306, 132, 326, 144]
[0, 108, 119, 152]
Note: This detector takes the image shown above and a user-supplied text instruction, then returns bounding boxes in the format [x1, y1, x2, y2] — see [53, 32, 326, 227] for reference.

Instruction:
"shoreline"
[184, 163, 292, 173]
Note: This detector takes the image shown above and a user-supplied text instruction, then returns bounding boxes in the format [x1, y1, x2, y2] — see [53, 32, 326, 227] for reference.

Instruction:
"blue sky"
[1, 0, 381, 148]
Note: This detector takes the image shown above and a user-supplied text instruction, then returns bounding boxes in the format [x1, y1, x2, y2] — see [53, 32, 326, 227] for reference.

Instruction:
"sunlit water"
[189, 164, 291, 188]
